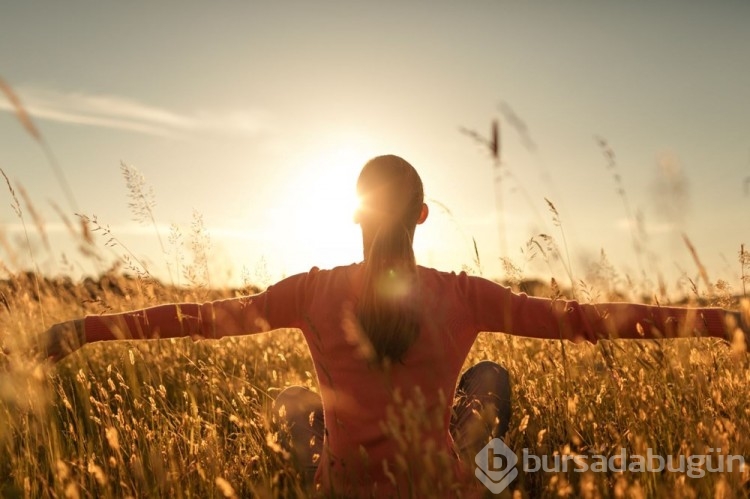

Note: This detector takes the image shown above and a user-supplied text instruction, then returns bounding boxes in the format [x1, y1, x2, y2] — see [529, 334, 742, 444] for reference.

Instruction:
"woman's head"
[354, 155, 428, 257]
[353, 155, 427, 366]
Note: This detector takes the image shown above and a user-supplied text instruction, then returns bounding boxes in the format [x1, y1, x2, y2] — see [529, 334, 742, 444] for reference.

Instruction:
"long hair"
[356, 155, 424, 365]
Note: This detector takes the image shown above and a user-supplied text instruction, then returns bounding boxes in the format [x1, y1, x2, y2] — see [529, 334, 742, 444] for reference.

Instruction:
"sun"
[267, 144, 372, 269]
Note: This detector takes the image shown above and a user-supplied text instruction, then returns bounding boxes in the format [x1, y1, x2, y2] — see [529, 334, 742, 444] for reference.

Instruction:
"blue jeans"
[273, 360, 511, 483]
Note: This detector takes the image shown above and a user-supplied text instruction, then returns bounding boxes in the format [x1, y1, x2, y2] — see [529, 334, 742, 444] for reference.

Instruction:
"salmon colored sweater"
[84, 264, 729, 497]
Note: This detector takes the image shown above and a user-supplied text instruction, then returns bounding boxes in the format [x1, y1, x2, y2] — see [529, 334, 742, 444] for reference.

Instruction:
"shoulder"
[416, 266, 472, 300]
[304, 262, 361, 284]
[416, 265, 472, 286]
[272, 263, 362, 293]
[311, 262, 360, 277]
[417, 266, 510, 297]
[416, 265, 466, 279]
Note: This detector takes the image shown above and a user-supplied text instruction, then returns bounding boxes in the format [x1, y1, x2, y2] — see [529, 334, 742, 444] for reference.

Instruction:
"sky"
[1, 1, 749, 297]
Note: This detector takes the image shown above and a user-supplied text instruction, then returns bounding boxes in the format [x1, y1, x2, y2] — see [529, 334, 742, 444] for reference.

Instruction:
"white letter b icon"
[475, 438, 518, 494]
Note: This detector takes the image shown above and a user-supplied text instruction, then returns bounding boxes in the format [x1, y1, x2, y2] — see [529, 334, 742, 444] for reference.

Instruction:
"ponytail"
[355, 156, 424, 366]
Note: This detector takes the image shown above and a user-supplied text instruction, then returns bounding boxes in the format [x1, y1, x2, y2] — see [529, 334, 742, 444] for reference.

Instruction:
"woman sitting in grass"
[39, 155, 748, 498]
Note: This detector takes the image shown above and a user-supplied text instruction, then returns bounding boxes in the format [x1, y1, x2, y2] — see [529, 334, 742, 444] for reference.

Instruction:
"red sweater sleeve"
[462, 274, 729, 343]
[84, 271, 312, 343]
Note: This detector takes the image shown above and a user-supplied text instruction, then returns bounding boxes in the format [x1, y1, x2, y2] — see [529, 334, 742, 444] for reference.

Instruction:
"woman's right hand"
[36, 319, 86, 362]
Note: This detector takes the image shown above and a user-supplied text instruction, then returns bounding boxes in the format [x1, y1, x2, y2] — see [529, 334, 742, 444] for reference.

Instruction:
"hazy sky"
[1, 1, 749, 296]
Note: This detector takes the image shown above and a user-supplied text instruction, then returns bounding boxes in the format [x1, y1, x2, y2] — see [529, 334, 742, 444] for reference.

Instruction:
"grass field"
[0, 257, 749, 498]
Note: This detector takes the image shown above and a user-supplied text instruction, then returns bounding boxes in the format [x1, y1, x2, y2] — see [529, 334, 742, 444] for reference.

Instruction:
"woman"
[40, 155, 746, 497]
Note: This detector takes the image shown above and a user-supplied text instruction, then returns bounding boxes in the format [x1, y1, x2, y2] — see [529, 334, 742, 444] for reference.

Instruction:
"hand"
[725, 308, 749, 352]
[37, 320, 86, 362]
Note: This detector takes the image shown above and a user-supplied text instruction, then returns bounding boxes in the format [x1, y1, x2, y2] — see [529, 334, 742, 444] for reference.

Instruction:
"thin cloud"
[616, 217, 676, 235]
[0, 220, 269, 242]
[0, 85, 270, 138]
[0, 101, 177, 137]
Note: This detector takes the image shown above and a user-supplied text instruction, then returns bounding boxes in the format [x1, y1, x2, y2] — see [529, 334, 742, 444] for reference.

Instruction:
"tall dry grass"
[1, 259, 748, 497]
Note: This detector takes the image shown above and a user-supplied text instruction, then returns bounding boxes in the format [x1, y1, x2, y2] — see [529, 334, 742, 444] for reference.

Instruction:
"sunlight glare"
[269, 143, 372, 270]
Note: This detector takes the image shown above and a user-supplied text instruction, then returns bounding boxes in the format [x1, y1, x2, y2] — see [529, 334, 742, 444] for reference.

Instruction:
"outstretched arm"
[38, 270, 313, 361]
[37, 299, 267, 362]
[464, 275, 747, 344]
[83, 299, 267, 342]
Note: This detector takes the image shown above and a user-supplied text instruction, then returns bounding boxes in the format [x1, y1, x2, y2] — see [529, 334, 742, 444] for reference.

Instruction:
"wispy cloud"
[616, 217, 676, 235]
[0, 220, 269, 242]
[0, 85, 271, 139]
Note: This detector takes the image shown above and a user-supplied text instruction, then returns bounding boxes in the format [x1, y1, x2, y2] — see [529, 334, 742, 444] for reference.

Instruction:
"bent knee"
[274, 386, 321, 415]
[469, 360, 509, 378]
[465, 361, 511, 396]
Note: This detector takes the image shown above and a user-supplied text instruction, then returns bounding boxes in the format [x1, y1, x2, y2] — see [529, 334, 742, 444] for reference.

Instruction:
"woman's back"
[273, 263, 482, 494]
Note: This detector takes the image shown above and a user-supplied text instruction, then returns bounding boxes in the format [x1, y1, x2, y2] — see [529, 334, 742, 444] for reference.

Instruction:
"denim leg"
[273, 385, 324, 484]
[450, 360, 512, 460]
